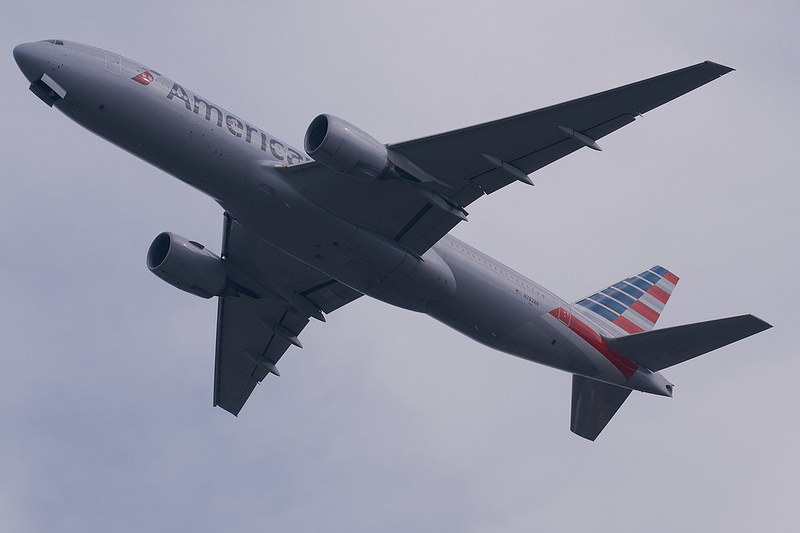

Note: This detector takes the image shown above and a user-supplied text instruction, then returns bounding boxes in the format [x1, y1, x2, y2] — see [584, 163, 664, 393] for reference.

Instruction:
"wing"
[571, 374, 632, 441]
[280, 61, 733, 255]
[214, 213, 362, 415]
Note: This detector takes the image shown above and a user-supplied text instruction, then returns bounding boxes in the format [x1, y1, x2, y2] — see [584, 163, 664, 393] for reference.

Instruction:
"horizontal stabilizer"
[605, 314, 772, 371]
[571, 375, 632, 441]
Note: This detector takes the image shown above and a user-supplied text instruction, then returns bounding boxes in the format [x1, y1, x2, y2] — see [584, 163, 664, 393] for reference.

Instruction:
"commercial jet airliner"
[14, 40, 771, 440]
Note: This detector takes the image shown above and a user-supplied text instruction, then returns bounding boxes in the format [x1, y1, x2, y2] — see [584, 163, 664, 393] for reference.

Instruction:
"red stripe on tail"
[664, 272, 679, 285]
[631, 300, 660, 324]
[551, 308, 638, 379]
[647, 285, 670, 304]
[614, 315, 645, 334]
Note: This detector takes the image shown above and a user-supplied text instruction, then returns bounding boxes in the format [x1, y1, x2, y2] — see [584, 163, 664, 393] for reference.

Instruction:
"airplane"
[13, 39, 771, 440]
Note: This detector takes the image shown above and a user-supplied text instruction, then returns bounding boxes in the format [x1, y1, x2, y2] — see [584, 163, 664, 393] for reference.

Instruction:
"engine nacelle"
[304, 114, 389, 181]
[147, 232, 228, 298]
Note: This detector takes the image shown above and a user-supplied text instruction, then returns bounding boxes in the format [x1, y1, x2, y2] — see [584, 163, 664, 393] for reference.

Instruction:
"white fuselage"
[15, 40, 672, 396]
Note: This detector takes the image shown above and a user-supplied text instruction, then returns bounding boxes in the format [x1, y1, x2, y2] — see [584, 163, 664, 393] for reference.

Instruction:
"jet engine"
[304, 114, 390, 181]
[147, 232, 228, 298]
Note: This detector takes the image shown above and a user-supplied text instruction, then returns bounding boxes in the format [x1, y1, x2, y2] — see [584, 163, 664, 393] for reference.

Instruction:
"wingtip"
[703, 60, 736, 75]
[570, 428, 599, 442]
[747, 314, 773, 331]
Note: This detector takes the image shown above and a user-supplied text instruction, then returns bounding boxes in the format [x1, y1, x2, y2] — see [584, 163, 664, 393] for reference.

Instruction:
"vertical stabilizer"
[573, 265, 678, 336]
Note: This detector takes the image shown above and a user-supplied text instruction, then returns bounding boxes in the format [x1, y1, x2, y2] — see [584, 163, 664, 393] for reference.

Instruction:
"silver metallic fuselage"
[13, 40, 672, 395]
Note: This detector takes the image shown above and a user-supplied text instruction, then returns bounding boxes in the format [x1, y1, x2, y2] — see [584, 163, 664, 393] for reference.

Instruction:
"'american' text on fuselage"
[166, 81, 305, 164]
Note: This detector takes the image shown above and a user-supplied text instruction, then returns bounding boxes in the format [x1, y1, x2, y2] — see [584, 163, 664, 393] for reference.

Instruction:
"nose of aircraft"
[14, 42, 46, 82]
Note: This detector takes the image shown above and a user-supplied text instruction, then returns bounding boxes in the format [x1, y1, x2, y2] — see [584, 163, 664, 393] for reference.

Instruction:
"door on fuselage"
[557, 305, 571, 327]
[104, 52, 121, 75]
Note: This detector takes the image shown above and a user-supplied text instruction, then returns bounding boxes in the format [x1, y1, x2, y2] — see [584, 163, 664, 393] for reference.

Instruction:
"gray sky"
[2, 1, 797, 531]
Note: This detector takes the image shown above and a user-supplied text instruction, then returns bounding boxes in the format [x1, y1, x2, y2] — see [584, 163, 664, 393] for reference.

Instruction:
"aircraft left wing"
[280, 61, 733, 256]
[214, 214, 362, 415]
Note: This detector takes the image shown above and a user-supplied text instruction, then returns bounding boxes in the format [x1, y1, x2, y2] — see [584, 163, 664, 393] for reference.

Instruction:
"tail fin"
[573, 265, 679, 336]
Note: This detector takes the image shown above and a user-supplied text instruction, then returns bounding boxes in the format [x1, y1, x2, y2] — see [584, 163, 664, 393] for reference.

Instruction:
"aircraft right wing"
[280, 61, 733, 256]
[213, 213, 362, 415]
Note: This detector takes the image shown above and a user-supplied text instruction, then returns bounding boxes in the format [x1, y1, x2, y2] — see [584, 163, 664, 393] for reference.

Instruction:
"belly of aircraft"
[424, 240, 598, 375]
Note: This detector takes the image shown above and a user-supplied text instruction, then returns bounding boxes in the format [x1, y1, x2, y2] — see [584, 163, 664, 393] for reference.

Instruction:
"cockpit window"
[39, 39, 64, 45]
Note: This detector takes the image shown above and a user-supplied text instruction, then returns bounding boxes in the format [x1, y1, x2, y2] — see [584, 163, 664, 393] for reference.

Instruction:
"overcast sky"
[2, 1, 798, 531]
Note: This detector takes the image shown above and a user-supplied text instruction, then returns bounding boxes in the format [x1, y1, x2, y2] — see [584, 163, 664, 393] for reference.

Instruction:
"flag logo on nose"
[132, 71, 154, 85]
